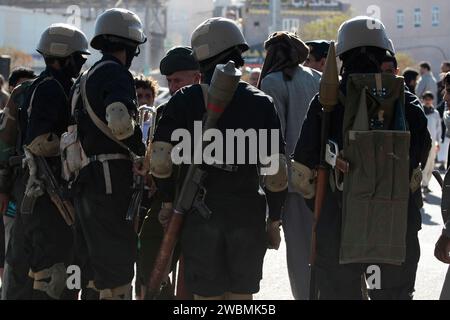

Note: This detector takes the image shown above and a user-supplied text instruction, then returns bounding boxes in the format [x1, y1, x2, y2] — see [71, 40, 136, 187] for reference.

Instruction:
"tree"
[299, 13, 351, 41]
[395, 52, 416, 74]
[0, 47, 33, 70]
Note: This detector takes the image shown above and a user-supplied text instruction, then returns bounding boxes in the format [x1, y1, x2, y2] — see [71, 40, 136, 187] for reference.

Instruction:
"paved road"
[256, 170, 449, 300]
[2, 174, 447, 300]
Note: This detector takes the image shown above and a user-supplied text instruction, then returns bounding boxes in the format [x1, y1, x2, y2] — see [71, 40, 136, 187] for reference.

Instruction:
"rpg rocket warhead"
[207, 60, 242, 121]
[319, 41, 339, 112]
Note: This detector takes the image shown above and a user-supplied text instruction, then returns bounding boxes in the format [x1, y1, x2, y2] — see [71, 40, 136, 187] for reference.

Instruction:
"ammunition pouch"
[27, 133, 60, 157]
[410, 166, 422, 193]
[340, 73, 410, 266]
[60, 124, 88, 181]
[290, 160, 316, 199]
[149, 141, 174, 179]
[29, 263, 67, 300]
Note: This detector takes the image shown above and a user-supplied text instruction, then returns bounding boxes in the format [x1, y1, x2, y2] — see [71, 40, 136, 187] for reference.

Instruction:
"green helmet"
[91, 8, 147, 50]
[336, 16, 395, 57]
[191, 17, 249, 62]
[37, 23, 90, 58]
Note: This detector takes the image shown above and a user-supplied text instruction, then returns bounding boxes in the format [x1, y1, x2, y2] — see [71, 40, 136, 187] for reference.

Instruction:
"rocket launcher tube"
[204, 61, 242, 128]
[147, 61, 242, 299]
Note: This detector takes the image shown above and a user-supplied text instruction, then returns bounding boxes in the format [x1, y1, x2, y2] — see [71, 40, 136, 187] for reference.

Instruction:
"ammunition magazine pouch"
[60, 125, 87, 181]
[29, 263, 67, 300]
[410, 166, 422, 193]
[340, 73, 410, 266]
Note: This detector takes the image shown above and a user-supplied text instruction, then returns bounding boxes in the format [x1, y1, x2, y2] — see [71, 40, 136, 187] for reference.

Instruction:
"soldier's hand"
[435, 234, 450, 264]
[267, 219, 282, 250]
[0, 193, 9, 215]
[133, 160, 148, 177]
[159, 202, 173, 229]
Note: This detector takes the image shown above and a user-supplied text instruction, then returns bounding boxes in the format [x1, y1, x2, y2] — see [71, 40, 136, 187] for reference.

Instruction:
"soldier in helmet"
[1, 23, 90, 300]
[70, 8, 146, 300]
[291, 16, 431, 299]
[150, 17, 287, 300]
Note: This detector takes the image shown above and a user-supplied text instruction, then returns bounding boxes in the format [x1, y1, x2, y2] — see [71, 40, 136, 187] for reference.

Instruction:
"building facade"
[342, 0, 450, 74]
[239, 0, 349, 66]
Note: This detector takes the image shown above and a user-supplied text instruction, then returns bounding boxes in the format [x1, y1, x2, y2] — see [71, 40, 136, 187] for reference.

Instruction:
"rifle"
[126, 106, 158, 229]
[309, 41, 339, 300]
[36, 156, 75, 226]
[21, 148, 75, 226]
[146, 61, 242, 299]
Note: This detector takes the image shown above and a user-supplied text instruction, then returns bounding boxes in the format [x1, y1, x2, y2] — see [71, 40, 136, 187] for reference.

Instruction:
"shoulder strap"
[79, 61, 136, 158]
[27, 77, 67, 118]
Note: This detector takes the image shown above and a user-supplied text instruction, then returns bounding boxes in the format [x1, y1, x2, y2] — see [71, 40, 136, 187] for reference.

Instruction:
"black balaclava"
[125, 45, 140, 69]
[61, 52, 87, 79]
[339, 46, 387, 90]
[200, 47, 245, 84]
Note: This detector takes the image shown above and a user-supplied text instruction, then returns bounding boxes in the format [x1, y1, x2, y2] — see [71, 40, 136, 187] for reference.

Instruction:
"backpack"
[0, 80, 34, 164]
[339, 73, 411, 265]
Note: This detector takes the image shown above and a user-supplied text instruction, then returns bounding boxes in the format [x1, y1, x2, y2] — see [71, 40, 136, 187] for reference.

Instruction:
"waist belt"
[85, 153, 131, 194]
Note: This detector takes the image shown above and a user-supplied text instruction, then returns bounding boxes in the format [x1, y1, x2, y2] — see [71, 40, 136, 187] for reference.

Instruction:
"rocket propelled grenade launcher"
[319, 41, 339, 113]
[147, 61, 242, 299]
[174, 61, 241, 217]
[310, 41, 340, 300]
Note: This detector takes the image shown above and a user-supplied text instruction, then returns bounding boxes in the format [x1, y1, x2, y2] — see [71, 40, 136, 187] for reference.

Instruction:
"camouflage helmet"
[37, 23, 90, 58]
[336, 16, 395, 57]
[191, 17, 249, 62]
[91, 8, 147, 50]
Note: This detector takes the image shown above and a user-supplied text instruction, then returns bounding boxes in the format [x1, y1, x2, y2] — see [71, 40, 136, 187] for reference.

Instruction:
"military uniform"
[154, 79, 286, 297]
[293, 87, 429, 299]
[71, 8, 146, 299]
[3, 22, 90, 300]
[72, 54, 145, 295]
[291, 17, 431, 300]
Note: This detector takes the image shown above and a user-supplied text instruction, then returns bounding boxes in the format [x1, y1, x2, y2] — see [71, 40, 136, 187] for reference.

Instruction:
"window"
[432, 6, 439, 26]
[396, 9, 404, 28]
[414, 8, 421, 27]
[282, 18, 300, 33]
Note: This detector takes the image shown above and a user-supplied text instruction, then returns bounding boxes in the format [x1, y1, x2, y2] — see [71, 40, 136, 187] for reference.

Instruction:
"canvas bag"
[340, 73, 411, 265]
